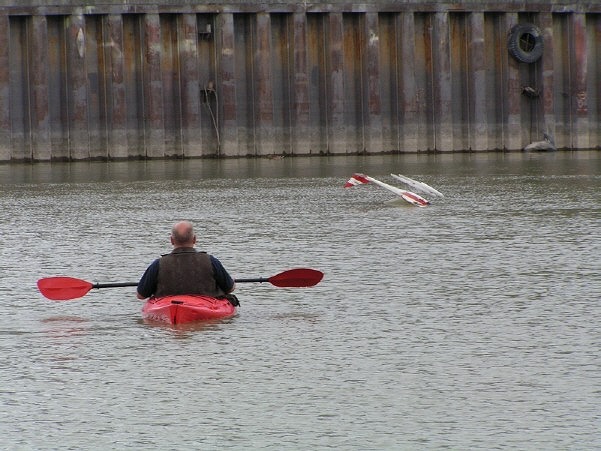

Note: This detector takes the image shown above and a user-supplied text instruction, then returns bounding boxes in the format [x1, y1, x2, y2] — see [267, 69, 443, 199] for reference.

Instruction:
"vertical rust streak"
[434, 12, 452, 151]
[418, 13, 433, 150]
[197, 14, 217, 156]
[179, 14, 201, 157]
[345, 13, 362, 151]
[217, 13, 236, 156]
[255, 12, 274, 155]
[469, 12, 487, 151]
[8, 18, 27, 159]
[143, 13, 165, 157]
[160, 15, 178, 156]
[491, 13, 506, 148]
[0, 15, 10, 160]
[122, 15, 142, 156]
[539, 12, 555, 145]
[449, 13, 468, 150]
[342, 13, 359, 150]
[572, 13, 588, 149]
[365, 12, 382, 153]
[556, 15, 570, 148]
[67, 14, 90, 159]
[376, 14, 394, 151]
[594, 17, 601, 146]
[306, 14, 327, 152]
[89, 16, 107, 159]
[107, 15, 128, 158]
[30, 15, 50, 161]
[46, 17, 65, 159]
[327, 12, 344, 153]
[270, 14, 291, 154]
[292, 13, 309, 154]
[243, 15, 255, 155]
[505, 13, 521, 150]
[400, 12, 418, 152]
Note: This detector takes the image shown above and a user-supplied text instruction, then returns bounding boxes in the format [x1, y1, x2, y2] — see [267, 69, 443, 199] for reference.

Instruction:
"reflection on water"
[41, 316, 90, 339]
[0, 152, 600, 449]
[138, 316, 239, 338]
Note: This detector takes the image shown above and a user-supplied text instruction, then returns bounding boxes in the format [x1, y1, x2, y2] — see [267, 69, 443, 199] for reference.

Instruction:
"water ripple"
[0, 153, 600, 449]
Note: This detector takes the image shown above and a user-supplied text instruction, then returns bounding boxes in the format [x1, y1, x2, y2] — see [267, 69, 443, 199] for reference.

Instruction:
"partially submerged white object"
[344, 173, 434, 207]
[390, 173, 444, 198]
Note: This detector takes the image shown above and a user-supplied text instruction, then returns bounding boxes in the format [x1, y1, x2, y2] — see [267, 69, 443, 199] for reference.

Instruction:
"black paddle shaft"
[93, 282, 138, 289]
[93, 279, 268, 289]
[233, 277, 268, 283]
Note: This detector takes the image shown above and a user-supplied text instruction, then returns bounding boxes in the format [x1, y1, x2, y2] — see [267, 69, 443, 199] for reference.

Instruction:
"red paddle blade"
[37, 277, 94, 301]
[267, 268, 324, 287]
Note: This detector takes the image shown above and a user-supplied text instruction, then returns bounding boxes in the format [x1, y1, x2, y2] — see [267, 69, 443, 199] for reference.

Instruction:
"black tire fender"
[508, 23, 544, 63]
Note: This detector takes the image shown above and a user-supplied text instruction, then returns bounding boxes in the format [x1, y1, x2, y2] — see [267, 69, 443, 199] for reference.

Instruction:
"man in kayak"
[136, 221, 237, 303]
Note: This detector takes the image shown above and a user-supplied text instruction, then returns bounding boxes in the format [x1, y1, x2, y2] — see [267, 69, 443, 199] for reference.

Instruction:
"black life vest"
[155, 248, 224, 298]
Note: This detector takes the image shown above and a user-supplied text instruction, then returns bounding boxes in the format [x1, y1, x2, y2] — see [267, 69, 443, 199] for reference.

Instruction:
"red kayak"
[142, 295, 237, 325]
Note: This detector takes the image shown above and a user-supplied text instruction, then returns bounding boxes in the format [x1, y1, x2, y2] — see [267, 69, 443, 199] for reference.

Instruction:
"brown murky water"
[1, 152, 600, 449]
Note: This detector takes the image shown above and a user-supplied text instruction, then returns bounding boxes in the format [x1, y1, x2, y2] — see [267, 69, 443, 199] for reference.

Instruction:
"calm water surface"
[1, 152, 600, 450]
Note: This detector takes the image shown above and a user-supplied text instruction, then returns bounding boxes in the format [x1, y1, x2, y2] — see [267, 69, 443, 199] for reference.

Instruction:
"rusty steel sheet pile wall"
[0, 4, 599, 161]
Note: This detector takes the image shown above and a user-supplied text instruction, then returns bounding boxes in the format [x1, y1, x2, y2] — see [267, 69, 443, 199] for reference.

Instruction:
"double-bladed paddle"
[37, 268, 324, 301]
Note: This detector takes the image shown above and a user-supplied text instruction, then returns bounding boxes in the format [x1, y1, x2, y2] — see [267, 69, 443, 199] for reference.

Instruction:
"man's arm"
[137, 259, 160, 299]
[210, 255, 235, 294]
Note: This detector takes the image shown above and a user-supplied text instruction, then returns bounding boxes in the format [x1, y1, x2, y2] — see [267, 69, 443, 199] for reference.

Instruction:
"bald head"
[170, 221, 196, 247]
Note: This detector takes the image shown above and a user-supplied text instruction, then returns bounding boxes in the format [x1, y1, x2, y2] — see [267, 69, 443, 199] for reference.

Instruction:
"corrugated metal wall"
[0, 6, 599, 161]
